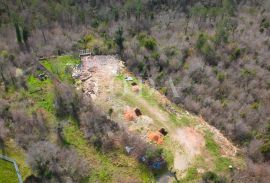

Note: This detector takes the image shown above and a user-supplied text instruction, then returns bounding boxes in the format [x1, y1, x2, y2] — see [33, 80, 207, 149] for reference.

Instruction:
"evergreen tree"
[14, 22, 22, 43]
[114, 27, 124, 53]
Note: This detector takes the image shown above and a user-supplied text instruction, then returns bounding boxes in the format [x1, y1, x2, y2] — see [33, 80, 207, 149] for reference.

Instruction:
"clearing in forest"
[75, 55, 244, 182]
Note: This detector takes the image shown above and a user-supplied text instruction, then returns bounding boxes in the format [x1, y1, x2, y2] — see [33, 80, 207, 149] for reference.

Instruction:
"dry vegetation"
[1, 0, 270, 182]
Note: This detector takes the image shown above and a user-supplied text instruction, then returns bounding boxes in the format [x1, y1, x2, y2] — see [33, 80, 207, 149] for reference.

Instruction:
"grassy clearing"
[0, 159, 18, 183]
[26, 75, 54, 113]
[169, 114, 193, 127]
[42, 56, 155, 182]
[18, 55, 238, 182]
[42, 55, 80, 83]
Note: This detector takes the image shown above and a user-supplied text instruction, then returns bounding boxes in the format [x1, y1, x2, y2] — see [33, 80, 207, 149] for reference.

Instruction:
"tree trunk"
[185, 17, 190, 35]
[41, 30, 47, 43]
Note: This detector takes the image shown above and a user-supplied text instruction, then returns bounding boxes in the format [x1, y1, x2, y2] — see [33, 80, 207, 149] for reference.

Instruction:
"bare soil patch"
[173, 127, 205, 171]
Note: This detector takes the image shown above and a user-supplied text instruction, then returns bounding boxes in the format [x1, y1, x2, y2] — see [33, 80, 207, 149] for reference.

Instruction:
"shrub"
[91, 19, 100, 28]
[241, 68, 256, 78]
[144, 38, 156, 50]
[54, 83, 80, 120]
[201, 43, 217, 66]
[260, 141, 270, 160]
[196, 33, 217, 65]
[202, 171, 227, 183]
[10, 109, 48, 149]
[233, 121, 252, 144]
[217, 72, 225, 82]
[164, 46, 178, 58]
[261, 18, 270, 29]
[196, 33, 208, 50]
[222, 0, 236, 16]
[230, 48, 241, 61]
[151, 51, 160, 60]
[159, 87, 167, 95]
[190, 68, 205, 84]
[137, 33, 157, 50]
[27, 141, 89, 181]
[114, 27, 124, 53]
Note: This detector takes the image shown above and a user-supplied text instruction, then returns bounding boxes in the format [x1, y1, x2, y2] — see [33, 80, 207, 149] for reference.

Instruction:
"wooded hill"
[1, 0, 270, 182]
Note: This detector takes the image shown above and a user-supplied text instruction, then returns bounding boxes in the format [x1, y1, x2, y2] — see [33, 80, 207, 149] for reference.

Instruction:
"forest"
[1, 0, 270, 182]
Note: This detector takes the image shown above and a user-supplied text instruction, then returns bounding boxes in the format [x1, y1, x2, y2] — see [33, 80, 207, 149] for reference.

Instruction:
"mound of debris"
[124, 107, 143, 122]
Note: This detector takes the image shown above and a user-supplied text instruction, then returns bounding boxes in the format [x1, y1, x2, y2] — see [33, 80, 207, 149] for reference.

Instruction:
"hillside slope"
[0, 55, 243, 182]
[1, 1, 270, 182]
[76, 55, 244, 182]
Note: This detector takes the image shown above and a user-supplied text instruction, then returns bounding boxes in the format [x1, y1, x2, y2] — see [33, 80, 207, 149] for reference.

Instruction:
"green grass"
[42, 55, 80, 83]
[0, 159, 18, 183]
[116, 73, 158, 106]
[205, 131, 220, 157]
[169, 114, 193, 127]
[180, 167, 199, 183]
[1, 140, 32, 181]
[63, 120, 155, 183]
[162, 148, 174, 168]
[41, 56, 155, 182]
[26, 75, 54, 113]
[204, 131, 232, 172]
[117, 74, 192, 128]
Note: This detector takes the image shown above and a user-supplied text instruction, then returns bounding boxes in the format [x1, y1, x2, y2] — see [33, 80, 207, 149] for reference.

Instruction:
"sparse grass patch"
[180, 167, 199, 183]
[162, 148, 174, 167]
[170, 115, 193, 127]
[205, 131, 220, 157]
[204, 130, 232, 172]
[215, 157, 231, 172]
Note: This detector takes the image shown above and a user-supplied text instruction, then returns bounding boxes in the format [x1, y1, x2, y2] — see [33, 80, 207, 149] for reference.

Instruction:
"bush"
[201, 43, 217, 66]
[260, 141, 270, 160]
[196, 33, 217, 65]
[217, 72, 225, 82]
[261, 18, 270, 29]
[164, 46, 178, 58]
[222, 0, 236, 16]
[159, 87, 167, 95]
[27, 141, 89, 181]
[230, 48, 241, 61]
[196, 33, 208, 50]
[202, 171, 227, 183]
[114, 27, 124, 53]
[54, 83, 80, 120]
[10, 109, 48, 149]
[137, 33, 157, 50]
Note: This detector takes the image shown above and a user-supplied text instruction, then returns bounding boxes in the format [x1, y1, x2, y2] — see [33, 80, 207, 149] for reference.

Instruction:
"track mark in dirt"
[173, 127, 205, 171]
